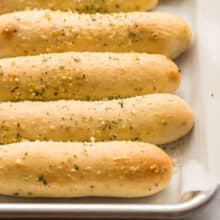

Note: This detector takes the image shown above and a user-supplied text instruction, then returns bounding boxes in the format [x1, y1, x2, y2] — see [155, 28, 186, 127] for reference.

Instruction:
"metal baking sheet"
[0, 0, 219, 218]
[0, 188, 217, 219]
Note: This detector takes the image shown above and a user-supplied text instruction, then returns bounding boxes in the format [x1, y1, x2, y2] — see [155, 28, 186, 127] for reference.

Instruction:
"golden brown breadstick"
[0, 10, 191, 58]
[0, 52, 180, 101]
[0, 0, 158, 14]
[0, 141, 172, 198]
[0, 94, 194, 145]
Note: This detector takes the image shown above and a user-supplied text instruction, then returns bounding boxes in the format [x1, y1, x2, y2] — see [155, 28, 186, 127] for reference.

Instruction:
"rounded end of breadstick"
[137, 93, 194, 145]
[171, 15, 192, 59]
[136, 143, 173, 197]
[141, 0, 159, 11]
[161, 55, 182, 93]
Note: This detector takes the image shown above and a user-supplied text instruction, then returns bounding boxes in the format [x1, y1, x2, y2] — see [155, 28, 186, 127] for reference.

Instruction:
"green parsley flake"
[38, 175, 48, 185]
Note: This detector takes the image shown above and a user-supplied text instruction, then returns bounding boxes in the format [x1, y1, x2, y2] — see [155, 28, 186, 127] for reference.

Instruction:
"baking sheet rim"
[0, 186, 218, 219]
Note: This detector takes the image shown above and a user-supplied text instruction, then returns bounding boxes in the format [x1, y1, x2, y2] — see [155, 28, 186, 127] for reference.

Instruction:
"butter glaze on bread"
[0, 52, 180, 101]
[0, 141, 172, 198]
[0, 0, 158, 14]
[0, 94, 194, 145]
[0, 10, 191, 58]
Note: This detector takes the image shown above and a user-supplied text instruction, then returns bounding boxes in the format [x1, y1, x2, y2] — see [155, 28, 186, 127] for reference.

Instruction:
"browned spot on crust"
[182, 121, 187, 126]
[2, 25, 18, 38]
[167, 70, 179, 82]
